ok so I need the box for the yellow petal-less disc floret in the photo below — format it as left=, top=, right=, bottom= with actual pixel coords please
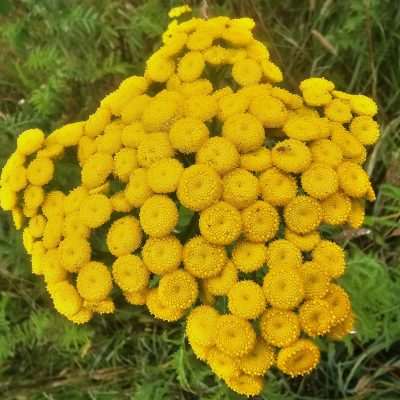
left=241, top=200, right=279, bottom=243
left=284, top=196, right=322, bottom=234
left=300, top=261, right=330, bottom=300
left=139, top=195, right=178, bottom=237
left=77, top=261, right=113, bottom=302
left=301, top=164, right=338, bottom=199
left=238, top=338, right=274, bottom=376
left=299, top=299, right=334, bottom=336
left=285, top=229, right=321, bottom=252
left=186, top=305, right=219, bottom=347
left=125, top=168, right=153, bottom=207
left=337, top=161, right=370, bottom=198
left=23, top=185, right=45, bottom=210
left=81, top=152, right=113, bottom=189
left=260, top=308, right=300, bottom=347
left=79, top=194, right=112, bottom=228
left=331, top=124, right=364, bottom=159
left=309, top=138, right=343, bottom=168
left=158, top=269, right=198, bottom=310
left=321, top=192, right=352, bottom=225
left=28, top=214, right=46, bottom=238
left=277, top=339, right=320, bottom=377
left=225, top=373, right=264, bottom=397
left=110, top=191, right=133, bottom=213
left=42, top=190, right=65, bottom=219
left=204, top=260, right=238, bottom=296
left=59, top=236, right=91, bottom=272
left=271, top=139, right=311, bottom=174
left=347, top=199, right=365, bottom=228
left=147, top=158, right=183, bottom=193
left=112, top=255, right=149, bottom=292
left=240, top=147, right=272, bottom=172
left=206, top=347, right=240, bottom=380
left=137, top=132, right=174, bottom=168
left=324, top=99, right=352, bottom=123
left=49, top=281, right=82, bottom=318
left=107, top=216, right=143, bottom=257
left=215, top=314, right=256, bottom=357
left=183, top=235, right=226, bottom=278
left=64, top=186, right=89, bottom=214
left=232, top=241, right=266, bottom=273
left=323, top=284, right=351, bottom=324
left=228, top=280, right=266, bottom=319
left=63, top=211, right=91, bottom=238
left=146, top=288, right=184, bottom=322
left=283, top=114, right=321, bottom=141
left=249, top=95, right=288, bottom=128
left=199, top=201, right=242, bottom=245
left=350, top=116, right=379, bottom=145
left=232, top=58, right=262, bottom=86
left=263, top=266, right=304, bottom=310
left=85, top=107, right=111, bottom=137
left=312, top=240, right=345, bottom=278
left=26, top=157, right=54, bottom=186
left=113, top=148, right=137, bottom=182
left=349, top=94, right=377, bottom=116
left=327, top=311, right=355, bottom=341
left=17, top=128, right=45, bottom=155
left=265, top=239, right=303, bottom=270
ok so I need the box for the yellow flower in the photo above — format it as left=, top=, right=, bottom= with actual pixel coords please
left=196, top=137, right=240, bottom=175
left=183, top=235, right=226, bottom=278
left=142, top=95, right=178, bottom=132
left=239, top=338, right=274, bottom=377
left=137, top=132, right=174, bottom=168
left=228, top=280, right=266, bottom=320
left=265, top=239, right=302, bottom=270
left=232, top=241, right=266, bottom=273
left=50, top=122, right=85, bottom=147
left=270, top=87, right=303, bottom=109
left=323, top=284, right=351, bottom=324
left=204, top=260, right=238, bottom=296
left=26, top=157, right=54, bottom=186
left=64, top=186, right=89, bottom=214
left=112, top=255, right=150, bottom=292
left=121, top=122, right=147, bottom=148
left=271, top=139, right=312, bottom=174
left=107, top=216, right=142, bottom=256
left=63, top=211, right=91, bottom=238
left=145, top=53, right=175, bottom=83
left=300, top=77, right=335, bottom=92
left=158, top=269, right=198, bottom=309
left=17, top=128, right=45, bottom=155
left=349, top=94, right=377, bottom=116
left=85, top=298, right=115, bottom=315
left=139, top=195, right=178, bottom=237
left=222, top=113, right=265, bottom=153
left=179, top=79, right=213, bottom=96
left=123, top=289, right=149, bottom=306
left=68, top=308, right=93, bottom=324
left=263, top=266, right=304, bottom=310
left=218, top=92, right=249, bottom=121
left=309, top=139, right=343, bottom=168
left=299, top=299, right=334, bottom=336
left=147, top=158, right=183, bottom=193
left=59, top=236, right=91, bottom=272
left=226, top=373, right=264, bottom=397
left=22, top=228, right=34, bottom=254
left=347, top=198, right=365, bottom=228
left=177, top=51, right=205, bottom=82
left=312, top=240, right=345, bottom=278
left=169, top=117, right=209, bottom=153
left=177, top=164, right=222, bottom=211
left=261, top=59, right=283, bottom=83
left=183, top=94, right=217, bottom=121
left=113, top=148, right=137, bottom=182
left=142, top=235, right=182, bottom=275
left=284, top=196, right=322, bottom=234
left=350, top=116, right=379, bottom=145
left=162, top=31, right=188, bottom=57
left=12, top=207, right=23, bottom=230
left=42, top=249, right=68, bottom=285
left=246, top=39, right=270, bottom=61
left=283, top=114, right=321, bottom=141
left=223, top=168, right=259, bottom=209
left=6, top=164, right=27, bottom=192
left=232, top=58, right=262, bottom=86
left=259, top=167, right=297, bottom=206
left=187, top=29, right=213, bottom=51
left=324, top=98, right=352, bottom=123
left=81, top=152, right=113, bottom=189
left=42, top=190, right=65, bottom=218
left=85, top=107, right=111, bottom=138
left=0, top=187, right=17, bottom=211
left=301, top=163, right=339, bottom=199
left=327, top=311, right=355, bottom=341
left=42, top=215, right=64, bottom=249
left=110, top=191, right=133, bottom=213
left=28, top=214, right=46, bottom=238
left=207, top=347, right=239, bottom=380
left=146, top=288, right=184, bottom=322
left=120, top=94, right=151, bottom=124
left=77, top=261, right=113, bottom=302
left=189, top=341, right=211, bottom=362
left=49, top=280, right=82, bottom=318
left=321, top=192, right=352, bottom=225
left=277, top=339, right=320, bottom=377
left=31, top=241, right=45, bottom=274
left=79, top=193, right=112, bottom=228
left=168, top=5, right=192, bottom=18
left=199, top=201, right=242, bottom=245
left=78, top=136, right=97, bottom=166
left=186, top=305, right=219, bottom=347
left=95, top=121, right=123, bottom=155
left=285, top=229, right=321, bottom=252
left=260, top=308, right=300, bottom=347
left=302, top=87, right=332, bottom=107
left=203, top=45, right=228, bottom=65
left=125, top=168, right=153, bottom=207
left=215, top=314, right=256, bottom=357
left=301, top=261, right=330, bottom=300
left=337, top=161, right=370, bottom=198
left=240, top=147, right=272, bottom=172
left=249, top=95, right=288, bottom=128
left=331, top=124, right=364, bottom=159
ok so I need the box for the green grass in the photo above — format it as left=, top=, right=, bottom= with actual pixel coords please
left=1, top=0, right=400, bottom=399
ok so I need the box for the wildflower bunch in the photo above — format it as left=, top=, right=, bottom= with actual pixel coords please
left=0, top=5, right=379, bottom=396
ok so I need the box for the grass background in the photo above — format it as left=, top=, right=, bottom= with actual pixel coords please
left=0, top=0, right=399, bottom=399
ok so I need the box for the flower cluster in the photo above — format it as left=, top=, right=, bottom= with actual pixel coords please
left=0, top=6, right=379, bottom=397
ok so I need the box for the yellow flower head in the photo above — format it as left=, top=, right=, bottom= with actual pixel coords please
left=266, top=239, right=303, bottom=270
left=301, top=163, right=339, bottom=199
left=42, top=248, right=68, bottom=284
left=125, top=168, right=153, bottom=208
left=309, top=139, right=343, bottom=168
left=331, top=124, right=364, bottom=159
left=350, top=94, right=377, bottom=116
left=77, top=261, right=112, bottom=302
left=146, top=288, right=184, bottom=322
left=225, top=373, right=264, bottom=397
left=81, top=152, right=113, bottom=189
left=218, top=92, right=249, bottom=121
left=240, top=147, right=272, bottom=172
left=121, top=94, right=151, bottom=124
left=285, top=229, right=320, bottom=252
left=337, top=161, right=370, bottom=198
left=321, top=192, right=352, bottom=225
left=26, top=157, right=54, bottom=186
left=147, top=158, right=183, bottom=193
left=137, top=132, right=174, bottom=168
left=112, top=255, right=150, bottom=293
left=272, top=139, right=312, bottom=174
left=232, top=241, right=266, bottom=273
left=301, top=261, right=330, bottom=300
left=42, top=215, right=64, bottom=249
left=206, top=347, right=239, bottom=380
left=327, top=311, right=355, bottom=341
left=145, top=54, right=175, bottom=83
left=85, top=107, right=111, bottom=138
left=79, top=194, right=112, bottom=228
left=28, top=214, right=46, bottom=238
left=63, top=211, right=90, bottom=238
left=17, top=128, right=45, bottom=155
left=239, top=338, right=274, bottom=377
left=299, top=299, right=334, bottom=336
left=312, top=240, right=345, bottom=278
left=323, top=284, right=351, bottom=324
left=64, top=186, right=89, bottom=214
left=121, top=122, right=147, bottom=149
left=59, top=236, right=91, bottom=272
left=49, top=280, right=82, bottom=318
left=113, top=148, right=137, bottom=182
left=249, top=95, right=287, bottom=128
left=177, top=51, right=205, bottom=82
left=184, top=94, right=218, bottom=122
left=204, top=260, right=238, bottom=296
left=186, top=305, right=219, bottom=347
left=347, top=199, right=365, bottom=229
left=142, top=95, right=178, bottom=132
left=232, top=58, right=262, bottom=86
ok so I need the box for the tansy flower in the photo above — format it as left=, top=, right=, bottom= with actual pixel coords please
left=42, top=248, right=68, bottom=284
left=49, top=281, right=82, bottom=318
left=31, top=241, right=45, bottom=274
left=145, top=54, right=175, bottom=83
left=139, top=195, right=178, bottom=237
left=215, top=314, right=256, bottom=357
left=240, top=147, right=272, bottom=172
left=241, top=200, right=279, bottom=243
left=246, top=39, right=270, bottom=61
left=327, top=311, right=355, bottom=341
left=186, top=305, right=219, bottom=347
left=107, top=216, right=142, bottom=256
left=112, top=255, right=150, bottom=293
left=125, top=168, right=153, bottom=208
left=22, top=228, right=34, bottom=254
left=177, top=51, right=205, bottom=82
left=222, top=113, right=265, bottom=153
left=158, top=269, right=198, bottom=309
left=162, top=32, right=188, bottom=57
left=223, top=168, right=259, bottom=209
left=218, top=92, right=250, bottom=121
left=271, top=139, right=312, bottom=174
left=142, top=235, right=182, bottom=275
left=350, top=116, right=379, bottom=145
left=63, top=211, right=91, bottom=238
left=68, top=308, right=93, bottom=324
left=85, top=107, right=111, bottom=137
left=300, top=261, right=330, bottom=299
left=207, top=347, right=240, bottom=380
left=283, top=114, right=321, bottom=141
left=277, top=339, right=320, bottom=377
left=249, top=95, right=288, bottom=128
left=6, top=164, right=27, bottom=192
left=179, top=79, right=213, bottom=96
left=50, top=122, right=85, bottom=147
left=203, top=45, right=228, bottom=65
left=81, top=152, right=113, bottom=189
left=225, top=373, right=264, bottom=397
left=121, top=122, right=147, bottom=148
left=324, top=99, right=352, bottom=123
left=232, top=241, right=266, bottom=273
left=284, top=196, right=322, bottom=234
left=28, top=214, right=46, bottom=238
left=77, top=261, right=112, bottom=302
left=142, top=95, right=178, bottom=132
left=301, top=164, right=339, bottom=199
left=59, top=236, right=91, bottom=272
left=204, top=260, right=238, bottom=296
left=347, top=199, right=365, bottom=228
left=79, top=194, right=112, bottom=228
left=113, top=148, right=138, bottom=182
left=312, top=240, right=346, bottom=278
left=110, top=191, right=133, bottom=213
left=265, top=239, right=303, bottom=270
left=189, top=341, right=211, bottom=361
left=146, top=288, right=184, bottom=322
left=23, top=185, right=45, bottom=210
left=95, top=122, right=123, bottom=155
left=196, top=137, right=240, bottom=175
left=270, top=87, right=303, bottom=109
left=228, top=280, right=266, bottom=320
left=183, top=94, right=218, bottom=121
left=331, top=125, right=365, bottom=159
left=323, top=284, right=351, bottom=324
left=338, top=161, right=370, bottom=198
left=321, top=192, right=352, bottom=225
left=238, top=338, right=274, bottom=376
left=42, top=191, right=65, bottom=219
left=137, top=132, right=174, bottom=168
left=42, top=215, right=64, bottom=249
left=85, top=298, right=115, bottom=315
left=199, top=201, right=242, bottom=245
left=260, top=308, right=300, bottom=347
left=263, top=266, right=304, bottom=310
left=260, top=59, right=283, bottom=83
left=302, top=87, right=332, bottom=107
left=64, top=186, right=89, bottom=214
left=222, top=25, right=253, bottom=47
left=349, top=94, right=377, bottom=116
left=120, top=94, right=151, bottom=124
left=299, top=299, right=334, bottom=336
left=26, top=157, right=54, bottom=186
left=183, top=235, right=226, bottom=278
left=300, top=77, right=335, bottom=92
left=259, top=167, right=297, bottom=206
left=232, top=58, right=262, bottom=86
left=177, top=164, right=222, bottom=211
left=123, top=289, right=149, bottom=306
left=169, top=117, right=209, bottom=153
left=309, top=139, right=343, bottom=168
left=147, top=158, right=183, bottom=193
left=17, top=128, right=45, bottom=155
